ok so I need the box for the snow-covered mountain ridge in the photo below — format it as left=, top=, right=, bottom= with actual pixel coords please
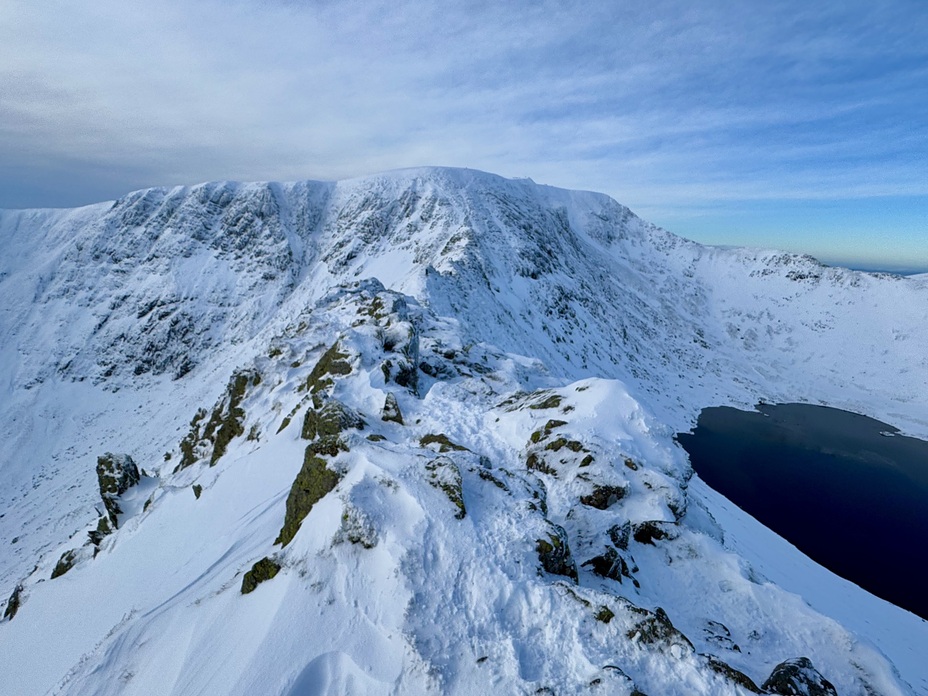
left=1, top=167, right=926, bottom=695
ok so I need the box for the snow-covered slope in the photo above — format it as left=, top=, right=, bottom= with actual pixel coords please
left=1, top=168, right=926, bottom=695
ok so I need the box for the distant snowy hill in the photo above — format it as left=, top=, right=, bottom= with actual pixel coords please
left=1, top=168, right=926, bottom=695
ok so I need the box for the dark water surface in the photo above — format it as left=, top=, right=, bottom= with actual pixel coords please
left=677, top=403, right=928, bottom=620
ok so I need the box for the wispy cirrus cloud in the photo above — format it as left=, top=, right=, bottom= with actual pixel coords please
left=1, top=0, right=926, bottom=266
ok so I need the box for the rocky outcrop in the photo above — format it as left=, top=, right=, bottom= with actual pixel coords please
left=367, top=291, right=419, bottom=394
left=632, top=520, right=678, bottom=546
left=241, top=557, right=281, bottom=594
left=626, top=607, right=694, bottom=652
left=88, top=515, right=113, bottom=546
left=420, top=433, right=469, bottom=453
left=205, top=369, right=261, bottom=466
left=524, top=420, right=594, bottom=478
left=608, top=522, right=632, bottom=550
left=275, top=441, right=344, bottom=548
left=301, top=400, right=365, bottom=441
left=761, top=657, right=837, bottom=696
left=536, top=523, right=578, bottom=582
left=581, top=547, right=632, bottom=583
left=529, top=419, right=567, bottom=444
left=381, top=393, right=404, bottom=425
left=96, top=453, right=140, bottom=527
left=174, top=368, right=261, bottom=471
left=300, top=342, right=352, bottom=395
left=424, top=456, right=466, bottom=519
left=702, top=655, right=762, bottom=693
left=50, top=550, right=78, bottom=579
left=3, top=584, right=23, bottom=621
left=580, top=484, right=628, bottom=510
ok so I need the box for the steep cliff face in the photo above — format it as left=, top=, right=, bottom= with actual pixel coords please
left=0, top=168, right=926, bottom=696
left=3, top=168, right=923, bottom=423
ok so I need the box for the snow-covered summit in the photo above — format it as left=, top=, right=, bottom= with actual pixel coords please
left=1, top=168, right=927, bottom=695
left=3, top=168, right=923, bottom=429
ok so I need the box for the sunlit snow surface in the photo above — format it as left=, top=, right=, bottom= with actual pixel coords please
left=0, top=168, right=926, bottom=695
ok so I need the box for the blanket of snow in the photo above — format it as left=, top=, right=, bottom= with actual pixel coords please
left=0, top=167, right=926, bottom=695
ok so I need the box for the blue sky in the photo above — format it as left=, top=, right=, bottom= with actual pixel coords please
left=1, top=0, right=926, bottom=270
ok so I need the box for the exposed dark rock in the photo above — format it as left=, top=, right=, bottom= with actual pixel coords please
left=392, top=359, right=419, bottom=394
left=420, top=433, right=469, bottom=453
left=595, top=606, right=615, bottom=623
left=667, top=495, right=686, bottom=521
left=178, top=408, right=207, bottom=470
left=477, top=468, right=509, bottom=491
left=96, top=452, right=140, bottom=527
left=276, top=413, right=293, bottom=434
left=204, top=369, right=261, bottom=466
left=302, top=399, right=365, bottom=441
left=536, top=524, right=578, bottom=582
left=88, top=515, right=113, bottom=545
left=309, top=436, right=346, bottom=459
left=419, top=358, right=456, bottom=380
left=526, top=452, right=558, bottom=476
left=300, top=342, right=352, bottom=394
left=241, top=557, right=281, bottom=594
left=275, top=441, right=344, bottom=547
left=544, top=437, right=585, bottom=453
left=582, top=547, right=632, bottom=582
left=632, top=520, right=678, bottom=546
left=529, top=393, right=563, bottom=410
left=580, top=484, right=628, bottom=510
left=175, top=368, right=261, bottom=471
left=381, top=393, right=404, bottom=425
left=375, top=304, right=419, bottom=394
left=425, top=456, right=466, bottom=519
left=702, top=654, right=762, bottom=693
left=531, top=486, right=549, bottom=516
left=761, top=657, right=837, bottom=696
left=608, top=522, right=632, bottom=550
left=529, top=419, right=567, bottom=444
left=51, top=549, right=78, bottom=579
left=192, top=484, right=202, bottom=499
left=366, top=433, right=386, bottom=442
left=627, top=607, right=694, bottom=652
left=498, top=391, right=530, bottom=411
left=3, top=583, right=23, bottom=621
